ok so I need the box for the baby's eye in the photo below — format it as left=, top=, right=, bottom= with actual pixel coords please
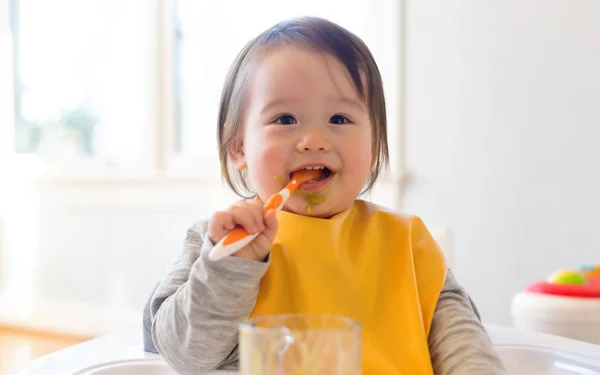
left=329, top=114, right=351, bottom=125
left=275, top=114, right=297, bottom=125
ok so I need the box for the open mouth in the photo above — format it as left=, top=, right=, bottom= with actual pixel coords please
left=289, top=166, right=334, bottom=183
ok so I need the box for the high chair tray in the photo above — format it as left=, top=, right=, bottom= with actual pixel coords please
left=12, top=324, right=600, bottom=375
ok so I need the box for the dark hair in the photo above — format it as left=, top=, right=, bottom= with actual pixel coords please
left=217, top=16, right=389, bottom=197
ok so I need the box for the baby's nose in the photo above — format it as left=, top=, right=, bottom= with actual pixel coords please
left=296, top=128, right=331, bottom=152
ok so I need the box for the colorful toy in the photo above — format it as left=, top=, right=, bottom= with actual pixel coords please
left=525, top=265, right=600, bottom=299
left=547, top=270, right=588, bottom=285
left=512, top=263, right=600, bottom=345
left=581, top=264, right=600, bottom=278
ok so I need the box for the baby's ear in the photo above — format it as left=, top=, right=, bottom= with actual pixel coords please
left=229, top=138, right=247, bottom=171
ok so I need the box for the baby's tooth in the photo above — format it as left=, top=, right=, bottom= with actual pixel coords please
left=301, top=165, right=326, bottom=170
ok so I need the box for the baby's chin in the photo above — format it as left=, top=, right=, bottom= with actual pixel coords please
left=258, top=187, right=346, bottom=218
left=282, top=200, right=339, bottom=219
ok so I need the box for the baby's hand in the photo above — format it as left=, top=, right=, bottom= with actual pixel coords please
left=208, top=198, right=278, bottom=262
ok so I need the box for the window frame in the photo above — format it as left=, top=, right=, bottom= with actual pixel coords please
left=0, top=0, right=406, bottom=187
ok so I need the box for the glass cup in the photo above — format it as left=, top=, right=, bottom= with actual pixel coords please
left=239, top=313, right=361, bottom=375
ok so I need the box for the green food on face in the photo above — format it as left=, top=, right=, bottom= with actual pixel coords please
left=298, top=191, right=325, bottom=215
left=286, top=181, right=327, bottom=215
left=273, top=175, right=286, bottom=188
left=301, top=191, right=326, bottom=206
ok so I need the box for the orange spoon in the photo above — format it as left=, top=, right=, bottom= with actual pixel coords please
left=209, top=169, right=321, bottom=260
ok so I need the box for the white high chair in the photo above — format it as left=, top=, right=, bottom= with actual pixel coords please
left=12, top=323, right=600, bottom=375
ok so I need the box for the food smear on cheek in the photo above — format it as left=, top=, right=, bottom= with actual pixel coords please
left=273, top=175, right=287, bottom=189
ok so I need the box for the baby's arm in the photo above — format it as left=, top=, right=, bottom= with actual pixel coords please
left=149, top=220, right=268, bottom=374
left=428, top=269, right=506, bottom=374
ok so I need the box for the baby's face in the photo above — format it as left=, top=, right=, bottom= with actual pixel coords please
left=234, top=47, right=373, bottom=218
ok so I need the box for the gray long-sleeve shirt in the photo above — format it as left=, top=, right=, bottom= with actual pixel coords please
left=144, top=220, right=505, bottom=374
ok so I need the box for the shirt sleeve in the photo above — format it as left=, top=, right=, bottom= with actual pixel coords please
left=428, top=269, right=507, bottom=374
left=149, top=220, right=269, bottom=374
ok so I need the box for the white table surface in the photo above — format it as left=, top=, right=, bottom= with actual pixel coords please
left=12, top=332, right=233, bottom=375
left=12, top=323, right=600, bottom=375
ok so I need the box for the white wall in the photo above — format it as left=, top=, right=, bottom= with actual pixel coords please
left=402, top=0, right=600, bottom=324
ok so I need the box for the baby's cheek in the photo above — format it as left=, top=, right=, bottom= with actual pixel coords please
left=259, top=145, right=285, bottom=164
left=254, top=147, right=288, bottom=194
left=346, top=151, right=372, bottom=186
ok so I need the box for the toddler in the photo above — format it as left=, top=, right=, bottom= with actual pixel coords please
left=143, top=16, right=505, bottom=374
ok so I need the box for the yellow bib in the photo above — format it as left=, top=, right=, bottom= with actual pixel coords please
left=249, top=200, right=447, bottom=374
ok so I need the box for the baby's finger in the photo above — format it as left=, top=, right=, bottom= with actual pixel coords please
left=247, top=198, right=266, bottom=233
left=262, top=209, right=279, bottom=244
left=228, top=203, right=260, bottom=233
left=250, top=234, right=272, bottom=260
left=208, top=211, right=235, bottom=243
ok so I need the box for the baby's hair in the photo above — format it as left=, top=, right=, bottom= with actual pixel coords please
left=217, top=16, right=389, bottom=197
